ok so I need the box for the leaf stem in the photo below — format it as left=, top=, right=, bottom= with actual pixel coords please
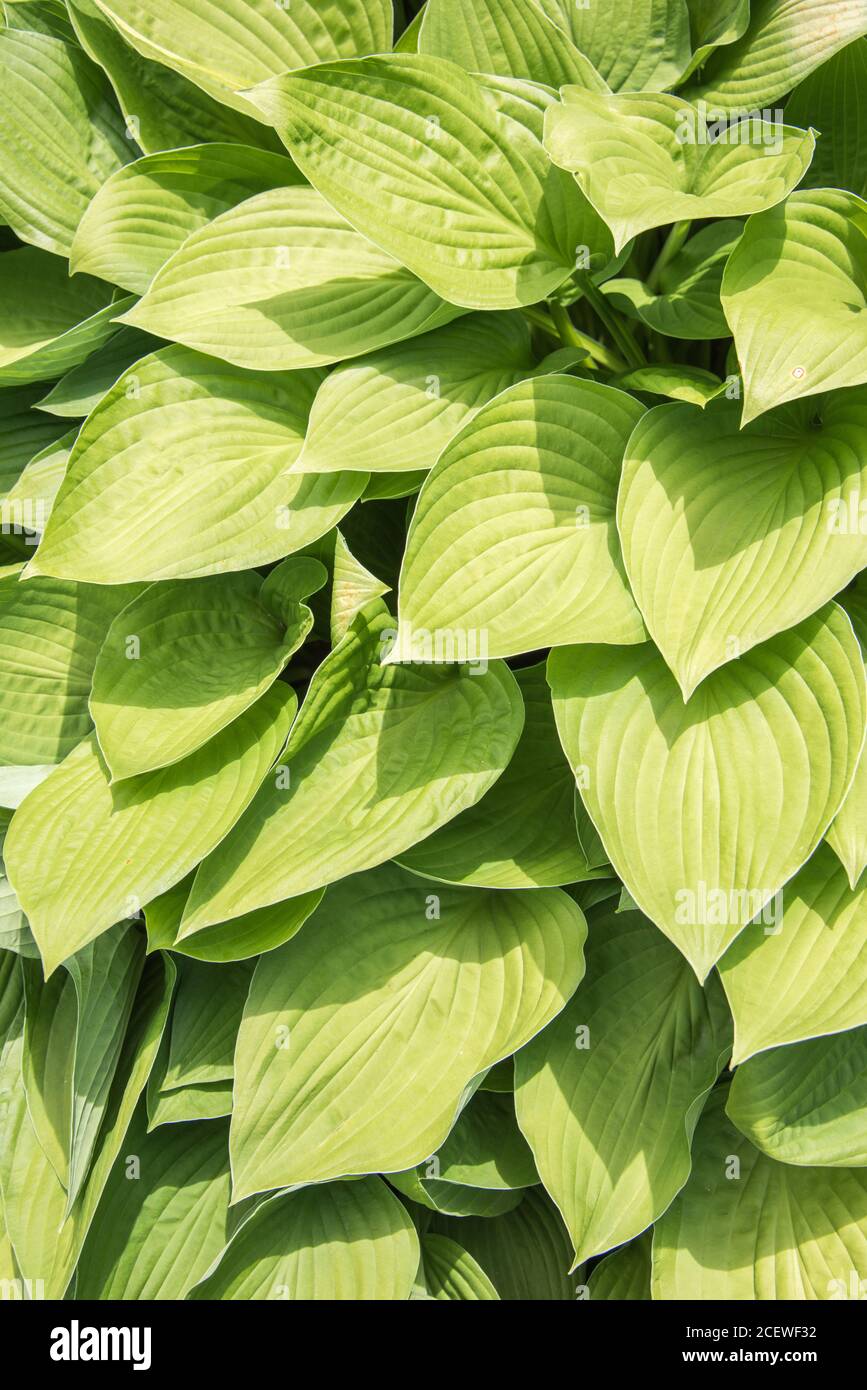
left=575, top=277, right=646, bottom=369
left=646, top=219, right=692, bottom=292
left=545, top=301, right=627, bottom=372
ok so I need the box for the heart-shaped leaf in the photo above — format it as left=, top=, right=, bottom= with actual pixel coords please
left=722, top=190, right=867, bottom=423
left=395, top=1089, right=538, bottom=1198
left=4, top=682, right=295, bottom=975
left=245, top=56, right=613, bottom=310
left=90, top=561, right=322, bottom=780
left=294, top=312, right=537, bottom=477
left=548, top=605, right=867, bottom=980
left=728, top=1027, right=867, bottom=1167
left=419, top=1234, right=499, bottom=1301
left=27, top=345, right=363, bottom=584
left=618, top=391, right=867, bottom=696
left=544, top=88, right=813, bottom=252
left=587, top=1231, right=652, bottom=1301
left=121, top=185, right=461, bottom=369
left=719, top=843, right=867, bottom=1063
left=181, top=603, right=524, bottom=932
left=190, top=1179, right=418, bottom=1301
left=144, top=872, right=323, bottom=965
left=515, top=908, right=731, bottom=1265
left=71, top=144, right=302, bottom=294
left=389, top=376, right=647, bottom=662
left=161, top=959, right=254, bottom=1092
left=229, top=862, right=586, bottom=1196
left=653, top=1086, right=867, bottom=1299
left=36, top=328, right=158, bottom=418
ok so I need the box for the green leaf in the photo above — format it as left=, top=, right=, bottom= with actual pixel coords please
left=246, top=56, right=613, bottom=310
left=0, top=988, right=70, bottom=1291
left=190, top=1178, right=418, bottom=1301
left=431, top=1187, right=579, bottom=1299
left=294, top=312, right=537, bottom=477
left=67, top=0, right=285, bottom=156
left=90, top=567, right=314, bottom=780
left=549, top=605, right=867, bottom=980
left=62, top=924, right=145, bottom=1208
left=828, top=580, right=867, bottom=887
left=327, top=531, right=390, bottom=646
left=389, top=376, right=646, bottom=663
left=653, top=1086, right=867, bottom=1299
left=3, top=0, right=78, bottom=44
left=21, top=923, right=144, bottom=1210
left=722, top=191, right=867, bottom=423
left=75, top=1111, right=232, bottom=1299
left=544, top=89, right=814, bottom=253
left=417, top=0, right=609, bottom=91
left=120, top=185, right=461, bottom=368
left=0, top=386, right=71, bottom=495
left=20, top=961, right=78, bottom=1189
left=678, top=0, right=751, bottom=83
left=147, top=1079, right=233, bottom=1130
left=0, top=249, right=122, bottom=388
left=602, top=221, right=742, bottom=340
left=389, top=1166, right=525, bottom=1219
left=683, top=0, right=867, bottom=112
left=36, top=328, right=158, bottom=418
left=611, top=364, right=725, bottom=407
left=181, top=604, right=525, bottom=932
left=27, top=345, right=364, bottom=584
left=144, top=873, right=323, bottom=965
left=3, top=427, right=76, bottom=538
left=728, top=1028, right=867, bottom=1167
left=3, top=681, right=295, bottom=975
left=400, top=1090, right=539, bottom=1193
left=71, top=145, right=302, bottom=296
left=718, top=843, right=867, bottom=1063
left=587, top=1231, right=652, bottom=1300
left=538, top=0, right=692, bottom=91
left=420, top=1233, right=500, bottom=1300
left=91, top=0, right=394, bottom=116
left=786, top=39, right=867, bottom=199
left=0, top=837, right=36, bottom=956
left=0, top=28, right=129, bottom=256
left=363, top=472, right=427, bottom=503
left=229, top=862, right=586, bottom=1197
left=618, top=392, right=867, bottom=697
left=162, top=958, right=253, bottom=1091
left=0, top=950, right=175, bottom=1296
left=515, top=908, right=730, bottom=1264
left=0, top=574, right=141, bottom=764
left=0, top=764, right=56, bottom=810
left=398, top=662, right=606, bottom=888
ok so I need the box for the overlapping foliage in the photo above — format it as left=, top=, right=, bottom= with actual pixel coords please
left=1, top=0, right=866, bottom=1303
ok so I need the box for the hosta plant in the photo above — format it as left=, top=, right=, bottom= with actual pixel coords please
left=1, top=0, right=867, bottom=1304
